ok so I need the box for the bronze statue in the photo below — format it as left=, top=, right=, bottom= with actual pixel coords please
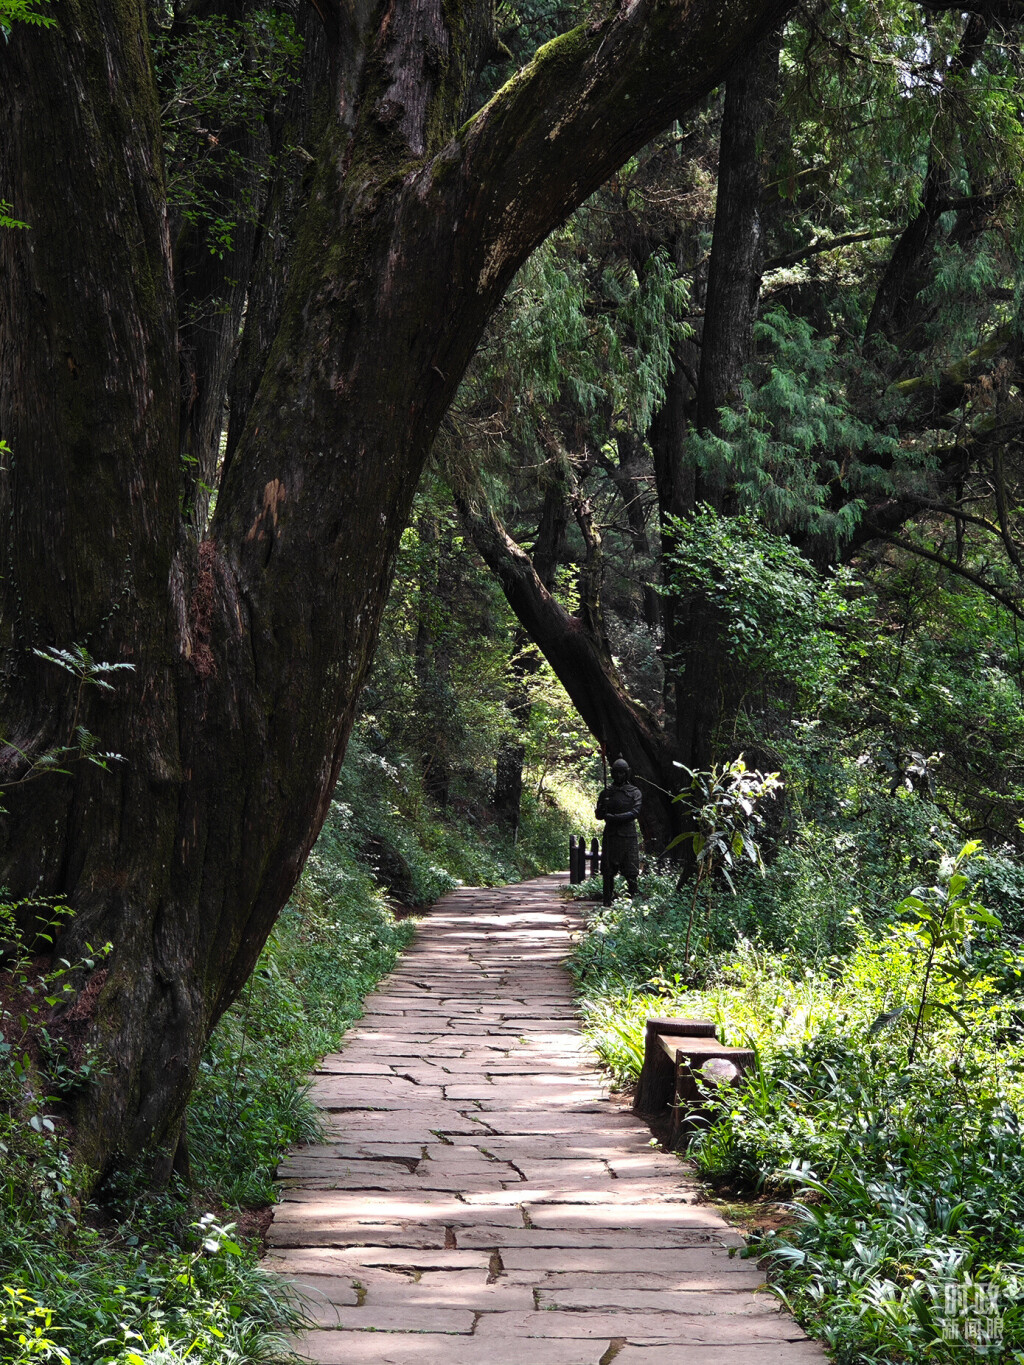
left=596, top=757, right=641, bottom=905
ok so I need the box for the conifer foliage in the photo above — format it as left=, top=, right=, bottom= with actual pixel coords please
left=448, top=0, right=1024, bottom=854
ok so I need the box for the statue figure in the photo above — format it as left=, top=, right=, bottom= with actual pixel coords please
left=595, top=757, right=641, bottom=906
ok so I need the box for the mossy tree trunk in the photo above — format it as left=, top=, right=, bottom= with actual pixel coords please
left=0, top=0, right=791, bottom=1181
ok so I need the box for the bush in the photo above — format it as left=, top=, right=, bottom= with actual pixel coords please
left=572, top=846, right=1024, bottom=1362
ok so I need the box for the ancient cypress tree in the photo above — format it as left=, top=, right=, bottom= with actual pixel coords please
left=0, top=0, right=791, bottom=1179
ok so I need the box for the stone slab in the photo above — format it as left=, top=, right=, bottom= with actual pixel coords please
left=506, top=1268, right=767, bottom=1291
left=322, top=1114, right=493, bottom=1139
left=614, top=1346, right=828, bottom=1364
left=360, top=1271, right=533, bottom=1311
left=536, top=1287, right=782, bottom=1315
left=313, top=1061, right=395, bottom=1076
left=473, top=1310, right=809, bottom=1341
left=456, top=1226, right=745, bottom=1250
left=279, top=1172, right=511, bottom=1192
left=296, top=1304, right=476, bottom=1333
left=278, top=1158, right=421, bottom=1180
left=273, top=1192, right=526, bottom=1225
left=301, top=1142, right=427, bottom=1161
left=267, top=1222, right=451, bottom=1250
left=292, top=1332, right=606, bottom=1364
left=524, top=1203, right=731, bottom=1230
left=496, top=1248, right=756, bottom=1274
left=465, top=1187, right=695, bottom=1206
left=267, top=876, right=821, bottom=1365
left=267, top=1247, right=492, bottom=1274
left=457, top=1113, right=637, bottom=1133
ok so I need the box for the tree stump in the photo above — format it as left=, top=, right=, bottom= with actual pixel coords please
left=632, top=1017, right=718, bottom=1115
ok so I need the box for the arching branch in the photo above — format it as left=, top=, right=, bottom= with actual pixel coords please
left=870, top=530, right=1024, bottom=620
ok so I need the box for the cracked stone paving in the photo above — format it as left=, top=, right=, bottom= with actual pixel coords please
left=264, top=874, right=827, bottom=1364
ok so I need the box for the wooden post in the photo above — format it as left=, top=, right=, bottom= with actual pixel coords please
left=569, top=835, right=580, bottom=883
left=589, top=837, right=601, bottom=878
left=573, top=836, right=585, bottom=883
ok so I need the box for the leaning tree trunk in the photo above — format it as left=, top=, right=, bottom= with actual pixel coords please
left=457, top=497, right=684, bottom=854
left=0, top=0, right=792, bottom=1181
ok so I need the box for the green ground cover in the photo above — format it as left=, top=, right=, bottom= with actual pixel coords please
left=0, top=754, right=576, bottom=1365
left=571, top=842, right=1024, bottom=1364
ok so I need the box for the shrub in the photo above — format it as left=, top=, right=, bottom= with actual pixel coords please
left=572, top=847, right=1024, bottom=1362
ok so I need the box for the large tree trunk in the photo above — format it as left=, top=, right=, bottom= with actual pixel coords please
left=0, top=0, right=187, bottom=1178
left=0, top=0, right=792, bottom=1180
left=661, top=32, right=781, bottom=770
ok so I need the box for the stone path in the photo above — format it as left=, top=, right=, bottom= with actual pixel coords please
left=266, top=876, right=825, bottom=1364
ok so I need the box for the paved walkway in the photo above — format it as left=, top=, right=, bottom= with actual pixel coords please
left=266, top=876, right=825, bottom=1364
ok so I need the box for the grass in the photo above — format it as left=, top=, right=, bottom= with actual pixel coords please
left=1, top=757, right=579, bottom=1363
left=569, top=856, right=1024, bottom=1364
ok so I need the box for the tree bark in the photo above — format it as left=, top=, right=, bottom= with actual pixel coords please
left=223, top=8, right=330, bottom=483
left=694, top=31, right=781, bottom=443
left=668, top=30, right=780, bottom=770
left=457, top=496, right=683, bottom=853
left=0, top=0, right=793, bottom=1179
left=0, top=0, right=187, bottom=1174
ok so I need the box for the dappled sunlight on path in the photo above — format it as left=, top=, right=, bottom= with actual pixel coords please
left=265, top=875, right=825, bottom=1364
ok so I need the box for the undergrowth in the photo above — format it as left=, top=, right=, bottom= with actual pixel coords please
left=571, top=845, right=1024, bottom=1363
left=0, top=753, right=576, bottom=1363
left=336, top=728, right=581, bottom=900
left=0, top=938, right=308, bottom=1364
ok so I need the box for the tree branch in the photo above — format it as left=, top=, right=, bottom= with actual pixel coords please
left=890, top=324, right=1012, bottom=411
left=437, top=0, right=794, bottom=334
left=765, top=227, right=903, bottom=272
left=870, top=530, right=1024, bottom=619
left=453, top=486, right=683, bottom=850
left=912, top=499, right=1011, bottom=541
